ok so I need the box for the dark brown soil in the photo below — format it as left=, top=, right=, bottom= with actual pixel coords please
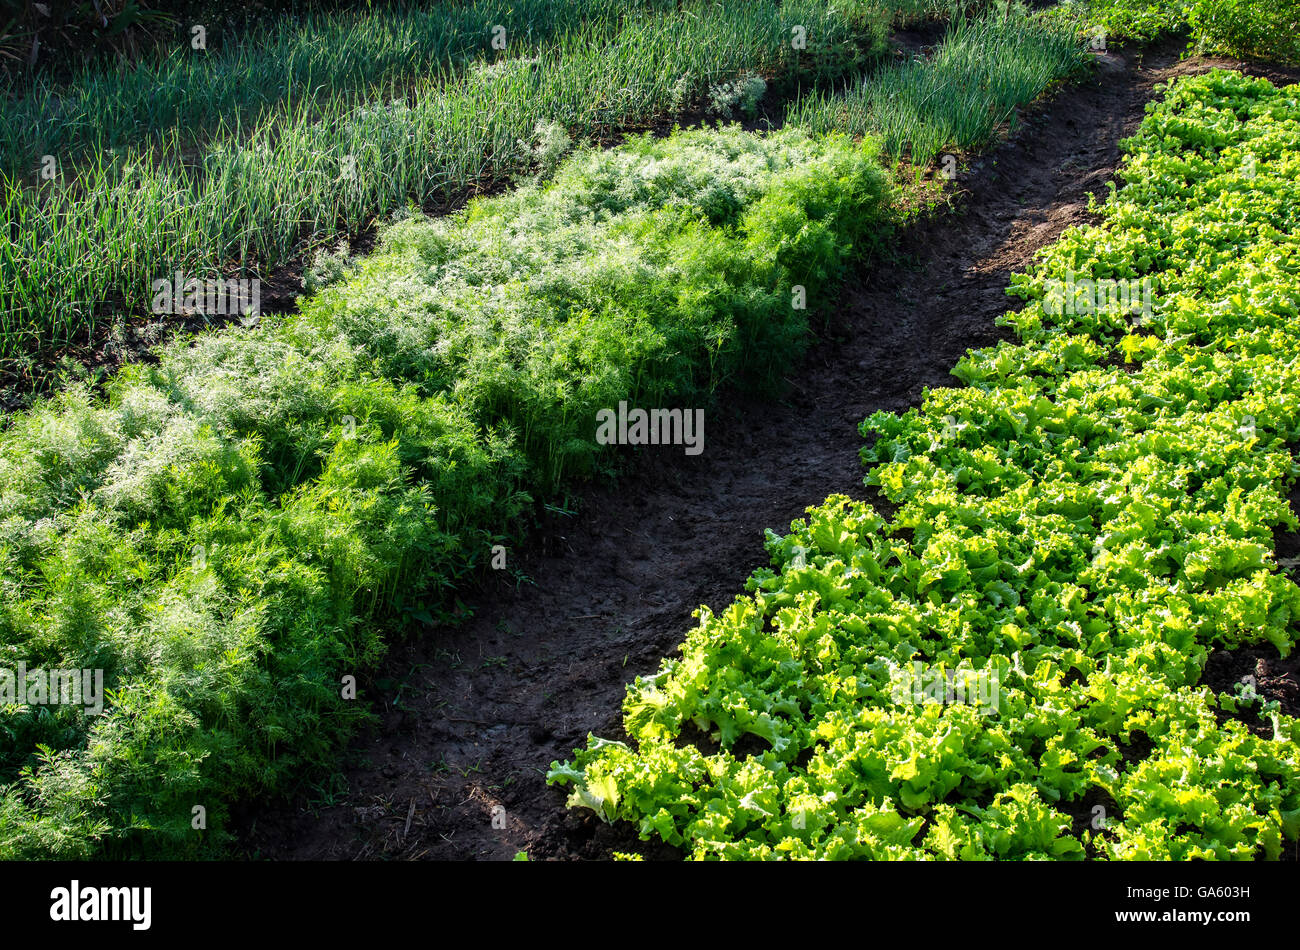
left=889, top=19, right=951, bottom=58
left=1203, top=647, right=1300, bottom=726
left=234, top=43, right=1300, bottom=862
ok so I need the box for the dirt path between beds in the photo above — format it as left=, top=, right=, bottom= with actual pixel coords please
left=237, top=42, right=1300, bottom=861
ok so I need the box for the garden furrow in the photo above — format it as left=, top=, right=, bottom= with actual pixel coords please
left=238, top=42, right=1300, bottom=862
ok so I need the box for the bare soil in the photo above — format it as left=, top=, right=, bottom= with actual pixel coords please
left=235, top=42, right=1300, bottom=862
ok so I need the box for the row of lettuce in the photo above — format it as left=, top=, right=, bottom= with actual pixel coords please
left=1077, top=0, right=1300, bottom=65
left=0, top=7, right=1084, bottom=857
left=550, top=69, right=1300, bottom=860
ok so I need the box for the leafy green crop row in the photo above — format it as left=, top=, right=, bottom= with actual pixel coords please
left=0, top=125, right=890, bottom=858
left=550, top=69, right=1300, bottom=860
left=1074, top=0, right=1300, bottom=64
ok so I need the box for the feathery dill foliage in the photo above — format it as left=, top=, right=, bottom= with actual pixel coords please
left=311, top=125, right=893, bottom=489
left=789, top=4, right=1090, bottom=167
left=0, top=125, right=891, bottom=857
left=0, top=0, right=891, bottom=369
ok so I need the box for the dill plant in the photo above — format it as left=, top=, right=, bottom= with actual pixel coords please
left=0, top=124, right=890, bottom=857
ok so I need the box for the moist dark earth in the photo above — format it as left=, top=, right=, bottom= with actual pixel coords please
left=236, top=44, right=1300, bottom=861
